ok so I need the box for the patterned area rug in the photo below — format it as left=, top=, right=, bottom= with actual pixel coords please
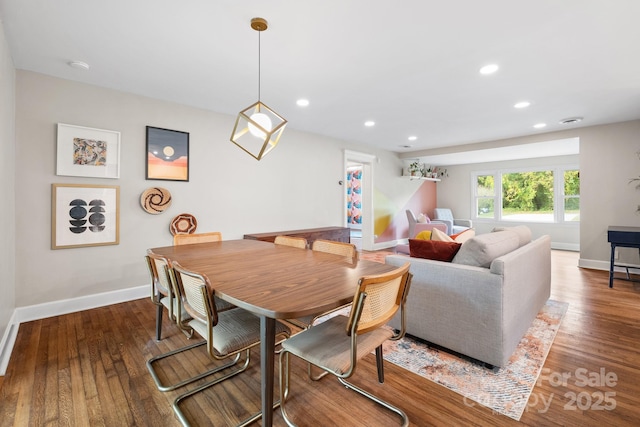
left=382, top=300, right=568, bottom=421
left=359, top=250, right=568, bottom=421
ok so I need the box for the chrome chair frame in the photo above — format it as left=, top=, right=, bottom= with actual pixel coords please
left=145, top=252, right=186, bottom=341
left=170, top=262, right=291, bottom=427
left=279, top=263, right=412, bottom=427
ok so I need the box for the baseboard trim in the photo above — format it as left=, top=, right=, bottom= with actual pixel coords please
left=0, top=311, right=18, bottom=376
left=0, top=285, right=147, bottom=376
left=371, top=240, right=398, bottom=251
left=551, top=242, right=580, bottom=251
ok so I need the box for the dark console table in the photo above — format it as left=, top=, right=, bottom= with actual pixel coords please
left=244, top=226, right=350, bottom=248
left=607, top=226, right=640, bottom=288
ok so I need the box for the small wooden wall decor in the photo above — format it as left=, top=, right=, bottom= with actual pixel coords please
left=140, top=187, right=172, bottom=214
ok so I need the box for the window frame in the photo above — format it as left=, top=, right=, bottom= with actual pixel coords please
left=470, top=165, right=579, bottom=224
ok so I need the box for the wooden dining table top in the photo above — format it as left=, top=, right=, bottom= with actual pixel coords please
left=148, top=239, right=397, bottom=320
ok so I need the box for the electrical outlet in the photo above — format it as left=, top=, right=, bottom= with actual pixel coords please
left=615, top=248, right=619, bottom=260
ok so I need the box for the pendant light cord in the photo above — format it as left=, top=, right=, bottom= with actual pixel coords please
left=257, top=30, right=261, bottom=103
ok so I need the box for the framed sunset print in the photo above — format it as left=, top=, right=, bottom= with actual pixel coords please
left=56, top=123, right=121, bottom=178
left=145, top=126, right=189, bottom=181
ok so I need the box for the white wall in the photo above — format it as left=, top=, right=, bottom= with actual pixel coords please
left=579, top=120, right=640, bottom=269
left=0, top=19, right=16, bottom=364
left=14, top=71, right=409, bottom=308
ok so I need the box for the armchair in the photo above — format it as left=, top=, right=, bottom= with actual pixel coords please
left=433, top=208, right=472, bottom=235
left=405, top=210, right=447, bottom=239
left=397, top=210, right=448, bottom=255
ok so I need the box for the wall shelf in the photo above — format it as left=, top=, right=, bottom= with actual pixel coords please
left=404, top=175, right=441, bottom=182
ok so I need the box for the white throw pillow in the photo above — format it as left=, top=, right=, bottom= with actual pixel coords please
left=417, top=213, right=430, bottom=223
left=431, top=227, right=454, bottom=242
left=452, top=230, right=520, bottom=268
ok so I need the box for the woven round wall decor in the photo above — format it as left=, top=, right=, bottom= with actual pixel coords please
left=140, top=187, right=172, bottom=214
left=170, top=213, right=198, bottom=235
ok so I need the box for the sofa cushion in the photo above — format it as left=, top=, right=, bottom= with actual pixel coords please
left=492, top=225, right=531, bottom=247
left=431, top=227, right=454, bottom=242
left=452, top=230, right=520, bottom=268
left=409, top=239, right=461, bottom=262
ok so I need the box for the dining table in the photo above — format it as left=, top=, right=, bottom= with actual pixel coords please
left=148, top=238, right=397, bottom=426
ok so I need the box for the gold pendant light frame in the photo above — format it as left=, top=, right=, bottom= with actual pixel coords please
left=230, top=17, right=287, bottom=161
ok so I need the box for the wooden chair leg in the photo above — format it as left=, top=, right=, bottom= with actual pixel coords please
left=375, top=346, right=384, bottom=383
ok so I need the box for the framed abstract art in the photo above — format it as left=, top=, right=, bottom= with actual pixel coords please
left=51, top=184, right=120, bottom=249
left=56, top=123, right=121, bottom=178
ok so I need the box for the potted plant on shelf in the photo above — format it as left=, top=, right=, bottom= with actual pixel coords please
left=409, top=161, right=421, bottom=177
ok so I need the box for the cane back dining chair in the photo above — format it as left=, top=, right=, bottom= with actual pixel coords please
left=274, top=235, right=308, bottom=249
left=173, top=231, right=235, bottom=313
left=287, top=239, right=358, bottom=330
left=173, top=231, right=223, bottom=246
left=279, top=262, right=413, bottom=427
left=170, top=261, right=291, bottom=427
left=145, top=252, right=192, bottom=341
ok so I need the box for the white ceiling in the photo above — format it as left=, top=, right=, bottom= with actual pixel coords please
left=1, top=0, right=639, bottom=156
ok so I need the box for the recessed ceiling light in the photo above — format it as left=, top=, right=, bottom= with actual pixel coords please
left=559, top=117, right=583, bottom=124
left=68, top=60, right=90, bottom=70
left=533, top=123, right=547, bottom=129
left=479, top=64, right=499, bottom=75
left=296, top=99, right=309, bottom=107
left=514, top=101, right=531, bottom=109
left=408, top=136, right=417, bottom=141
left=364, top=121, right=375, bottom=127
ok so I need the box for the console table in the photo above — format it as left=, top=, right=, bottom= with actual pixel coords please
left=244, top=226, right=350, bottom=247
left=607, top=226, right=640, bottom=288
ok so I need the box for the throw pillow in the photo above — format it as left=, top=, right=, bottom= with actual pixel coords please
left=451, top=228, right=476, bottom=244
left=417, top=213, right=430, bottom=223
left=431, top=227, right=454, bottom=242
left=409, top=239, right=461, bottom=262
left=452, top=230, right=520, bottom=268
left=415, top=230, right=432, bottom=240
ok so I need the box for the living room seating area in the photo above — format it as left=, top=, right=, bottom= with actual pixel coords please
left=386, top=225, right=551, bottom=367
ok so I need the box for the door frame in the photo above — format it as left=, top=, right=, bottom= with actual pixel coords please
left=344, top=150, right=376, bottom=251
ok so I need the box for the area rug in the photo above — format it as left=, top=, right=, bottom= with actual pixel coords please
left=381, top=299, right=568, bottom=421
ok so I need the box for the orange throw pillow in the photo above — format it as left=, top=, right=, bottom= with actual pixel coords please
left=451, top=228, right=476, bottom=243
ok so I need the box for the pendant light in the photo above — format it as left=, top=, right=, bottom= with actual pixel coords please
left=230, top=17, right=287, bottom=160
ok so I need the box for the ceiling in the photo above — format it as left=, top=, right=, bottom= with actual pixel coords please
left=1, top=0, right=639, bottom=158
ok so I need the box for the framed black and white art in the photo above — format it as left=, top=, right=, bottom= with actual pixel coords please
left=51, top=184, right=120, bottom=249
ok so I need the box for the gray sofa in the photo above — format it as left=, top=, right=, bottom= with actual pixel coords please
left=386, top=227, right=551, bottom=367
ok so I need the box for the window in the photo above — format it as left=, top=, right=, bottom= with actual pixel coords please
left=474, top=174, right=496, bottom=218
left=472, top=167, right=579, bottom=223
left=563, top=170, right=580, bottom=222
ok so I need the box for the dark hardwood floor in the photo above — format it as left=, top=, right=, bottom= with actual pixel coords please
left=1, top=250, right=639, bottom=426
